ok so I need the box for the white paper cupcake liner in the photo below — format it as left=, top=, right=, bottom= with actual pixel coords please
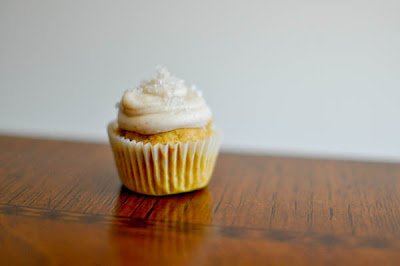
left=107, top=121, right=222, bottom=196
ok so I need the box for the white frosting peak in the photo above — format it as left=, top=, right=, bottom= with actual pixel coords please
left=118, top=67, right=212, bottom=134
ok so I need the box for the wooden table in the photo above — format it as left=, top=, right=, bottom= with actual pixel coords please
left=1, top=136, right=400, bottom=265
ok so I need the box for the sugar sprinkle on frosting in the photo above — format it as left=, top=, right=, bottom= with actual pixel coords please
left=117, top=66, right=212, bottom=135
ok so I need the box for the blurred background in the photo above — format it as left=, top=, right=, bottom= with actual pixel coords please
left=1, top=0, right=399, bottom=160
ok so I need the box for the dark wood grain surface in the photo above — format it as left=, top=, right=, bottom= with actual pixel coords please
left=1, top=135, right=400, bottom=265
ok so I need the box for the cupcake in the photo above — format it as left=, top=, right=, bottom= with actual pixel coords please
left=108, top=67, right=222, bottom=196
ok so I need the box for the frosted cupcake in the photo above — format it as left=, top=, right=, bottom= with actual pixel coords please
left=108, top=67, right=222, bottom=196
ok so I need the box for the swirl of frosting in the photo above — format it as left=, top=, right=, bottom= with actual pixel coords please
left=118, top=67, right=212, bottom=135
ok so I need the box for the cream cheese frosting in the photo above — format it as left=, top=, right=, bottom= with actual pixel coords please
left=118, top=67, right=212, bottom=135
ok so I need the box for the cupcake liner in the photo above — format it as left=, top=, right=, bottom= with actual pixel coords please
left=107, top=121, right=222, bottom=196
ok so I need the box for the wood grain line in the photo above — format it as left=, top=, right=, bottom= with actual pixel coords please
left=6, top=187, right=29, bottom=204
left=348, top=205, right=355, bottom=235
left=52, top=183, right=80, bottom=209
left=144, top=199, right=160, bottom=219
left=213, top=185, right=227, bottom=214
left=130, top=197, right=146, bottom=217
left=1, top=203, right=399, bottom=250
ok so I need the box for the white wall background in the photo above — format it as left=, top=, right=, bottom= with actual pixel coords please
left=1, top=0, right=400, bottom=160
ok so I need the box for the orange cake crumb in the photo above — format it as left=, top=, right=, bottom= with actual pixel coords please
left=116, top=120, right=214, bottom=145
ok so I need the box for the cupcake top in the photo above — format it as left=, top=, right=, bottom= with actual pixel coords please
left=118, top=67, right=212, bottom=135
